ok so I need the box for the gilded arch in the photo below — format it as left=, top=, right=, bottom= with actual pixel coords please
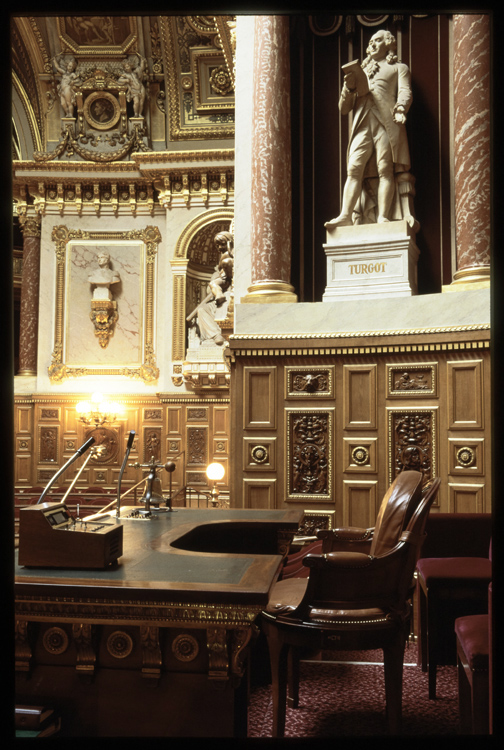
left=171, top=208, right=234, bottom=373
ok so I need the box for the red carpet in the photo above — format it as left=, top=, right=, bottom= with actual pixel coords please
left=248, top=647, right=459, bottom=737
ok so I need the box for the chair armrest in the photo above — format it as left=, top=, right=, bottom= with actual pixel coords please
left=317, top=527, right=374, bottom=554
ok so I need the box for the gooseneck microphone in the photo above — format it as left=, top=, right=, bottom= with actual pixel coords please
left=116, top=431, right=136, bottom=518
left=36, top=436, right=96, bottom=504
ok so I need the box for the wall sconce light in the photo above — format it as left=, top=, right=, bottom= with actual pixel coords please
left=206, top=462, right=225, bottom=507
left=76, top=392, right=122, bottom=427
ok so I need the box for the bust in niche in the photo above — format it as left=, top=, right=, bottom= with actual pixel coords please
left=88, top=252, right=121, bottom=301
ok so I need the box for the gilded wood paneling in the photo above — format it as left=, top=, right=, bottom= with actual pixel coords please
left=343, top=364, right=377, bottom=430
left=447, top=359, right=484, bottom=429
left=243, top=366, right=276, bottom=429
left=343, top=437, right=378, bottom=473
left=243, top=437, right=277, bottom=472
left=285, top=409, right=333, bottom=502
left=448, top=437, right=485, bottom=477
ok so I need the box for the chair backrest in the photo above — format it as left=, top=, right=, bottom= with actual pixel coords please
left=370, top=470, right=424, bottom=557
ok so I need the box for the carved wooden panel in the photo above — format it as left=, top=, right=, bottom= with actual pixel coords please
left=243, top=437, right=277, bottom=472
left=388, top=408, right=437, bottom=484
left=299, top=510, right=335, bottom=535
left=39, top=426, right=59, bottom=463
left=448, top=482, right=485, bottom=513
left=343, top=364, right=377, bottom=430
left=342, top=480, right=378, bottom=528
left=144, top=427, right=162, bottom=463
left=387, top=362, right=438, bottom=398
left=285, top=366, right=334, bottom=398
left=343, top=437, right=378, bottom=473
left=187, top=426, right=207, bottom=465
left=286, top=410, right=333, bottom=502
left=447, top=359, right=484, bottom=429
left=243, top=478, right=277, bottom=509
left=243, top=366, right=276, bottom=429
left=187, top=406, right=208, bottom=422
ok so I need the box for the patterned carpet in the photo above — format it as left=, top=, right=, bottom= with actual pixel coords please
left=248, top=647, right=460, bottom=737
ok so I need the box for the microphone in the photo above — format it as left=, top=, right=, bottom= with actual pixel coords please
left=37, top=436, right=96, bottom=504
left=116, top=431, right=135, bottom=518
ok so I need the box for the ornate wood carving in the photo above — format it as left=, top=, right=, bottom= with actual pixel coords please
left=286, top=366, right=334, bottom=398
left=389, top=409, right=437, bottom=483
left=140, top=626, right=162, bottom=683
left=287, top=411, right=332, bottom=500
left=72, top=623, right=96, bottom=683
left=188, top=427, right=206, bottom=464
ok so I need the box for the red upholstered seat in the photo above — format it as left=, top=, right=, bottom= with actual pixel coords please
left=416, top=514, right=492, bottom=699
left=455, top=594, right=491, bottom=734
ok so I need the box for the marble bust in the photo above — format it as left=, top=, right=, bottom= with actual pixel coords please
left=88, top=252, right=120, bottom=301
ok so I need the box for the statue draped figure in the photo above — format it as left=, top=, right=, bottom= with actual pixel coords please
left=326, top=29, right=418, bottom=230
left=187, top=231, right=234, bottom=347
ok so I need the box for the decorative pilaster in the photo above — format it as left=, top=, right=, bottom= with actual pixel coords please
left=241, top=15, right=297, bottom=303
left=447, top=14, right=490, bottom=291
left=17, top=215, right=41, bottom=375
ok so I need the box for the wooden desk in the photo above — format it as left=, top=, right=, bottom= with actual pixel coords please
left=15, top=507, right=302, bottom=737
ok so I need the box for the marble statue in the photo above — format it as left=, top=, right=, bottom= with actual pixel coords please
left=187, top=231, right=234, bottom=347
left=88, top=252, right=121, bottom=301
left=53, top=55, right=80, bottom=118
left=326, top=29, right=414, bottom=228
left=118, top=55, right=148, bottom=117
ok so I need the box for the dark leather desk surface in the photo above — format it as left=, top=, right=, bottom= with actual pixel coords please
left=15, top=507, right=302, bottom=606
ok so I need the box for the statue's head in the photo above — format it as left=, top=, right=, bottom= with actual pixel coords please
left=214, top=231, right=234, bottom=252
left=97, top=252, right=110, bottom=266
left=367, top=30, right=397, bottom=62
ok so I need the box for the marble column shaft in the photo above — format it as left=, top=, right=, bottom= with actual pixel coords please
left=453, top=14, right=490, bottom=274
left=249, top=16, right=295, bottom=294
left=18, top=216, right=41, bottom=375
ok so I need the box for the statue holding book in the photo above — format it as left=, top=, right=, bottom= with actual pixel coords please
left=326, top=29, right=418, bottom=229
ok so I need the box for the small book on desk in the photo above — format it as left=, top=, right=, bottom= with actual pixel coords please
left=342, top=60, right=369, bottom=96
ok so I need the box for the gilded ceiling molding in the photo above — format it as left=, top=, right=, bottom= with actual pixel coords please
left=12, top=72, right=43, bottom=154
left=56, top=16, right=138, bottom=56
left=159, top=16, right=234, bottom=141
left=48, top=225, right=161, bottom=384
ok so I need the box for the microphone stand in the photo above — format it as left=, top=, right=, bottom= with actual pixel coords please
left=116, top=431, right=135, bottom=518
left=36, top=437, right=95, bottom=504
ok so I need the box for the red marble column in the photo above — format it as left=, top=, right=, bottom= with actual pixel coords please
left=452, top=14, right=490, bottom=287
left=242, top=15, right=297, bottom=303
left=18, top=215, right=41, bottom=375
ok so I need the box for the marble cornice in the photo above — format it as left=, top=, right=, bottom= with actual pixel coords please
left=230, top=323, right=491, bottom=342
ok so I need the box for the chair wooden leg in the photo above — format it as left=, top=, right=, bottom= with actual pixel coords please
left=263, top=622, right=289, bottom=737
left=427, top=600, right=437, bottom=699
left=418, top=584, right=428, bottom=671
left=287, top=647, right=300, bottom=709
left=383, top=634, right=406, bottom=734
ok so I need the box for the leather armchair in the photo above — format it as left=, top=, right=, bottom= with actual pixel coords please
left=261, top=471, right=440, bottom=737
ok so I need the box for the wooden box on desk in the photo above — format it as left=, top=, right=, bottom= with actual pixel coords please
left=18, top=502, right=123, bottom=569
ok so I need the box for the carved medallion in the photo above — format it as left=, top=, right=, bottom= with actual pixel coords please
left=86, top=427, right=119, bottom=463
left=457, top=446, right=476, bottom=468
left=107, top=630, right=134, bottom=659
left=43, top=627, right=69, bottom=655
left=352, top=446, right=370, bottom=465
left=84, top=91, right=121, bottom=131
left=172, top=634, right=199, bottom=662
left=251, top=445, right=269, bottom=464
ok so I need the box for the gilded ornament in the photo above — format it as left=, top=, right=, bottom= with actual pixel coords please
left=209, top=65, right=233, bottom=96
left=352, top=446, right=370, bottom=465
left=457, top=446, right=476, bottom=468
left=251, top=445, right=269, bottom=464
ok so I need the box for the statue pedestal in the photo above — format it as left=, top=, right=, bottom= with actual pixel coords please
left=322, top=220, right=420, bottom=302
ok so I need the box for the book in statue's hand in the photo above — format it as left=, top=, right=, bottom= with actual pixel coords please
left=342, top=60, right=369, bottom=96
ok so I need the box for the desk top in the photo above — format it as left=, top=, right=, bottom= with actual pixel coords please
left=15, top=508, right=302, bottom=607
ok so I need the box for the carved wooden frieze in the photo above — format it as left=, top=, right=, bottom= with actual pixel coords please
left=285, top=366, right=334, bottom=399
left=286, top=410, right=333, bottom=501
left=388, top=408, right=437, bottom=484
left=298, top=510, right=335, bottom=536
left=387, top=362, right=438, bottom=398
